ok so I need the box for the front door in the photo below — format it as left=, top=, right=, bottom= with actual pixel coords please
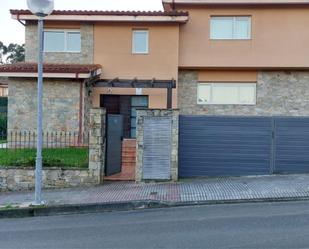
left=101, top=95, right=148, bottom=178
left=100, top=95, right=148, bottom=139
left=105, top=114, right=124, bottom=176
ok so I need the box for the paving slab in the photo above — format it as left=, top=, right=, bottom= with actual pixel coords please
left=2, top=174, right=309, bottom=207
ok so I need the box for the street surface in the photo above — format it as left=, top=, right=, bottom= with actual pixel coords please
left=1, top=201, right=309, bottom=248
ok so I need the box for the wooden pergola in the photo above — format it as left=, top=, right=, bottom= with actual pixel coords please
left=92, top=78, right=176, bottom=109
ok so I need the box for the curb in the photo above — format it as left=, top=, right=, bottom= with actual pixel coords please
left=0, top=201, right=169, bottom=219
left=1, top=196, right=309, bottom=219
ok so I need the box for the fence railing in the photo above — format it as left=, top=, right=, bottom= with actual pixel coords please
left=0, top=131, right=89, bottom=168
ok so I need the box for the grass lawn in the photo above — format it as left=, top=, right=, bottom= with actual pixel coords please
left=0, top=148, right=88, bottom=168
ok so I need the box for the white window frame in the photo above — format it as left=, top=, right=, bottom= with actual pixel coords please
left=132, top=30, right=149, bottom=54
left=210, top=16, right=252, bottom=40
left=44, top=29, right=81, bottom=53
left=197, top=82, right=256, bottom=105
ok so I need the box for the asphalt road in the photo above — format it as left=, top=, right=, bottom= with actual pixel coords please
left=1, top=201, right=309, bottom=249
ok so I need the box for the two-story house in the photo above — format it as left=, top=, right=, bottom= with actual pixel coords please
left=2, top=0, right=309, bottom=179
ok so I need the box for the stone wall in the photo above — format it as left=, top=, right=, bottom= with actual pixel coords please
left=0, top=168, right=99, bottom=192
left=8, top=78, right=81, bottom=132
left=178, top=70, right=309, bottom=116
left=1, top=108, right=106, bottom=192
left=136, top=109, right=179, bottom=182
left=88, top=108, right=106, bottom=182
left=25, top=22, right=94, bottom=64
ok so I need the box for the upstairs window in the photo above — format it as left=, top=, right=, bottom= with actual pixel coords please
left=44, top=30, right=81, bottom=52
left=197, top=83, right=256, bottom=105
left=210, top=16, right=251, bottom=40
left=132, top=30, right=149, bottom=54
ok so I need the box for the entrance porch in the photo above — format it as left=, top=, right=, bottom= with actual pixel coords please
left=91, top=78, right=176, bottom=181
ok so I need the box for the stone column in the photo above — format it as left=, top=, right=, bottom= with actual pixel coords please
left=89, top=108, right=106, bottom=183
left=136, top=109, right=179, bottom=182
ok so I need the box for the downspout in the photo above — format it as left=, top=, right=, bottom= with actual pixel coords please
left=172, top=0, right=175, bottom=11
left=78, top=80, right=84, bottom=144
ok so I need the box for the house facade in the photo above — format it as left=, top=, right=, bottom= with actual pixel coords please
left=2, top=0, right=309, bottom=179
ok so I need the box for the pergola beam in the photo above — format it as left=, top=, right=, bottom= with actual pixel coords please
left=93, top=78, right=176, bottom=109
left=93, top=79, right=176, bottom=89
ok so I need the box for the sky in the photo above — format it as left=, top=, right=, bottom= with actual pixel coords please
left=0, top=0, right=163, bottom=45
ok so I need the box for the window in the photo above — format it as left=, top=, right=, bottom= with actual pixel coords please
left=210, top=16, right=251, bottom=40
left=197, top=83, right=256, bottom=105
left=44, top=30, right=81, bottom=52
left=132, top=30, right=149, bottom=54
left=0, top=87, right=8, bottom=97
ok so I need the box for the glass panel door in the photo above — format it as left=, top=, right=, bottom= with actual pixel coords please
left=131, top=96, right=148, bottom=138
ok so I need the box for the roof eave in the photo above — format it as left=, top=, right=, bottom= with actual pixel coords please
left=0, top=68, right=102, bottom=79
left=162, top=0, right=309, bottom=6
left=11, top=14, right=189, bottom=23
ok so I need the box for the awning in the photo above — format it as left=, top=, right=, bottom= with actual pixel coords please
left=0, top=63, right=102, bottom=79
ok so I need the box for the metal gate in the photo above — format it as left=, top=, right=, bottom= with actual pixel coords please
left=105, top=114, right=123, bottom=176
left=143, top=117, right=172, bottom=180
left=274, top=117, right=309, bottom=174
left=179, top=116, right=272, bottom=177
left=179, top=116, right=309, bottom=177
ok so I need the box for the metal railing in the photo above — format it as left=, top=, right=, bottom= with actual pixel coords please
left=0, top=131, right=89, bottom=168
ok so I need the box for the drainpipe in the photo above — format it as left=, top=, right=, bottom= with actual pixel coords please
left=78, top=80, right=84, bottom=144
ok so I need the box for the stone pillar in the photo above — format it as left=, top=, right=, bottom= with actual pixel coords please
left=89, top=108, right=106, bottom=183
left=136, top=109, right=179, bottom=182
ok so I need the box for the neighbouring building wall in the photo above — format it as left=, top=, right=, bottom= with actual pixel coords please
left=25, top=21, right=94, bottom=64
left=177, top=6, right=309, bottom=68
left=178, top=70, right=309, bottom=116
left=8, top=78, right=81, bottom=132
left=93, top=23, right=180, bottom=108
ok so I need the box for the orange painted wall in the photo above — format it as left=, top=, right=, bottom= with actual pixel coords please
left=44, top=21, right=80, bottom=29
left=176, top=5, right=309, bottom=68
left=93, top=23, right=179, bottom=79
left=92, top=23, right=180, bottom=108
left=198, top=70, right=257, bottom=82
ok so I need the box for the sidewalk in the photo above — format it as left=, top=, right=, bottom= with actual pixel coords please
left=2, top=174, right=309, bottom=208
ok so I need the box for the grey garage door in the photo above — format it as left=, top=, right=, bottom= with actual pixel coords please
left=179, top=116, right=272, bottom=177
left=274, top=117, right=309, bottom=174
